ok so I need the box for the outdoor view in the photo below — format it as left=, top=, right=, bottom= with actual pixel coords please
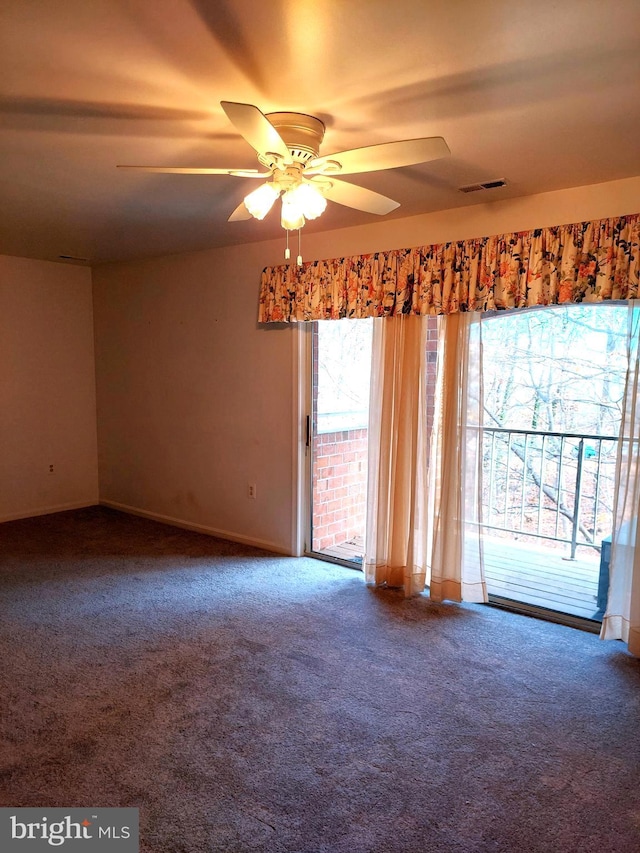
left=480, top=304, right=628, bottom=618
left=310, top=319, right=372, bottom=560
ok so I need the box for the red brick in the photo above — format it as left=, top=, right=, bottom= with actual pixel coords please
left=312, top=426, right=370, bottom=549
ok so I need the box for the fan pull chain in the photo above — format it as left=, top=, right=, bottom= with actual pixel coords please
left=284, top=230, right=290, bottom=260
left=297, top=229, right=302, bottom=266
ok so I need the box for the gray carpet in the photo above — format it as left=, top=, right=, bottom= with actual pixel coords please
left=1, top=507, right=639, bottom=852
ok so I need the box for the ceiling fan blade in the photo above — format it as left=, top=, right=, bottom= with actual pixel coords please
left=116, top=166, right=267, bottom=176
left=228, top=201, right=253, bottom=222
left=315, top=177, right=400, bottom=215
left=308, top=137, right=450, bottom=176
left=221, top=101, right=290, bottom=160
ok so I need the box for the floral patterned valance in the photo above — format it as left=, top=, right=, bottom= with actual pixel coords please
left=258, top=213, right=640, bottom=322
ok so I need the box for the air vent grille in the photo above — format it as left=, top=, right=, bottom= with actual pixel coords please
left=459, top=179, right=507, bottom=194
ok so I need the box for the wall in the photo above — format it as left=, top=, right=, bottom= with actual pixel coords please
left=291, top=176, right=640, bottom=263
left=92, top=176, right=640, bottom=555
left=0, top=255, right=98, bottom=521
left=312, top=429, right=368, bottom=552
left=92, top=243, right=296, bottom=553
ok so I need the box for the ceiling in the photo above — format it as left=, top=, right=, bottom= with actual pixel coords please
left=1, top=0, right=639, bottom=265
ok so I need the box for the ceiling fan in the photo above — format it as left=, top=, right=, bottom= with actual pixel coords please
left=118, top=101, right=450, bottom=262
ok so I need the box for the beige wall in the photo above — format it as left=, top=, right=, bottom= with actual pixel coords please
left=0, top=255, right=98, bottom=521
left=282, top=175, right=640, bottom=263
left=92, top=243, right=297, bottom=553
left=92, top=176, right=640, bottom=554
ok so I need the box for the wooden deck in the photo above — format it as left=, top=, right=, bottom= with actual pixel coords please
left=316, top=534, right=601, bottom=621
left=321, top=538, right=364, bottom=563
left=482, top=536, right=599, bottom=620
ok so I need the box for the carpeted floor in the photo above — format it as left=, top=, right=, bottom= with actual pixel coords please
left=1, top=507, right=639, bottom=852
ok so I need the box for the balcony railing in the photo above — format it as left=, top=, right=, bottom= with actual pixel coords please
left=482, top=427, right=619, bottom=559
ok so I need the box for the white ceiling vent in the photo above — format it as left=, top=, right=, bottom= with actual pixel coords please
left=459, top=179, right=507, bottom=194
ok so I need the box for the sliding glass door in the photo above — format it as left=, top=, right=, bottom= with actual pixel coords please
left=480, top=304, right=627, bottom=623
left=308, top=319, right=372, bottom=566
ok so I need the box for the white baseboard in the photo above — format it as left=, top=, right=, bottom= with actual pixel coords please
left=99, top=500, right=293, bottom=556
left=0, top=500, right=98, bottom=524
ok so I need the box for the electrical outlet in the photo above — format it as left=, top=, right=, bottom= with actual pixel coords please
left=48, top=464, right=55, bottom=475
left=248, top=483, right=256, bottom=499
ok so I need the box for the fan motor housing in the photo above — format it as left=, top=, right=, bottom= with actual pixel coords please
left=265, top=112, right=326, bottom=162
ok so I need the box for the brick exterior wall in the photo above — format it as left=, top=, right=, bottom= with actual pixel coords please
left=312, top=428, right=368, bottom=552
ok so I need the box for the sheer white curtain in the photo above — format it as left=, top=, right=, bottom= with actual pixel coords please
left=364, top=315, right=429, bottom=596
left=364, top=313, right=487, bottom=602
left=428, top=313, right=487, bottom=603
left=601, top=301, right=640, bottom=657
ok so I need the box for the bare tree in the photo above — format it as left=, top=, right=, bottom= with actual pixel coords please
left=480, top=305, right=627, bottom=550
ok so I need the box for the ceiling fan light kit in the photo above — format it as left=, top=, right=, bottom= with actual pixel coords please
left=117, top=101, right=451, bottom=264
left=285, top=183, right=327, bottom=221
left=243, top=182, right=279, bottom=219
left=280, top=193, right=305, bottom=231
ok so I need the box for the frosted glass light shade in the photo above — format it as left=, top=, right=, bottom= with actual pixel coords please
left=286, top=183, right=327, bottom=220
left=281, top=195, right=305, bottom=230
left=244, top=182, right=279, bottom=220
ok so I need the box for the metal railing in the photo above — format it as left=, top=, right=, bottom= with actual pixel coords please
left=482, top=427, right=618, bottom=558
